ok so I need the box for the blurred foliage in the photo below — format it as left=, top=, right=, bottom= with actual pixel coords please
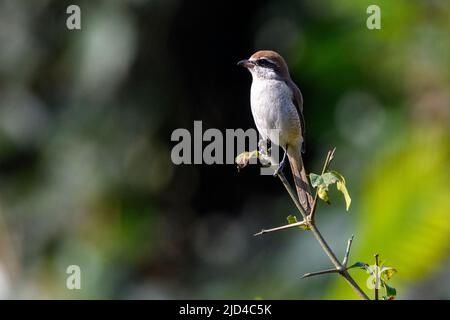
left=0, top=0, right=449, bottom=299
left=329, top=124, right=450, bottom=299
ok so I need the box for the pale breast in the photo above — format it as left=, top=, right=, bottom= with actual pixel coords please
left=250, top=79, right=301, bottom=147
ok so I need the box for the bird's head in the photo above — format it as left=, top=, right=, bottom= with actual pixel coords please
left=237, top=50, right=290, bottom=80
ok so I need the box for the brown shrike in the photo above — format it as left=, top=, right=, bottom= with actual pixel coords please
left=238, top=50, right=313, bottom=213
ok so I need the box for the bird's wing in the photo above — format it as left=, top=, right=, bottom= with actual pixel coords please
left=286, top=79, right=306, bottom=153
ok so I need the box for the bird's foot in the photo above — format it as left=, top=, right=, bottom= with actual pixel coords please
left=258, top=139, right=271, bottom=156
left=273, top=158, right=286, bottom=177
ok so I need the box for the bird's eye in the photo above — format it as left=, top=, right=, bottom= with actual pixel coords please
left=256, top=58, right=276, bottom=68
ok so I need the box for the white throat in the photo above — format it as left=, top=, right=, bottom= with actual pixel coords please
left=249, top=65, right=281, bottom=81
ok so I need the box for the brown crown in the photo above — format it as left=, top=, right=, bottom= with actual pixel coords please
left=249, top=50, right=290, bottom=77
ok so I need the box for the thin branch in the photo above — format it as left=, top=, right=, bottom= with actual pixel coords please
left=342, top=235, right=355, bottom=267
left=308, top=223, right=342, bottom=269
left=251, top=148, right=370, bottom=299
left=309, top=148, right=336, bottom=221
left=307, top=224, right=369, bottom=300
left=301, top=268, right=338, bottom=279
left=374, top=253, right=380, bottom=300
left=254, top=220, right=307, bottom=236
left=277, top=171, right=308, bottom=220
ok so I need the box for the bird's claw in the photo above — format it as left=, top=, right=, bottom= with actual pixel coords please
left=273, top=159, right=286, bottom=177
left=258, top=139, right=271, bottom=156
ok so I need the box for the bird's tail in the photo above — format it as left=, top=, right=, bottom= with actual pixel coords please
left=287, top=143, right=314, bottom=215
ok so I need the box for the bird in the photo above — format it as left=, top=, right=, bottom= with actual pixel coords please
left=238, top=50, right=313, bottom=214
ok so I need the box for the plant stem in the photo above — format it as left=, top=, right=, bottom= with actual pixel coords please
left=301, top=268, right=338, bottom=279
left=309, top=148, right=335, bottom=221
left=308, top=224, right=370, bottom=300
left=342, top=235, right=354, bottom=267
left=375, top=253, right=380, bottom=300
left=254, top=220, right=307, bottom=236
left=275, top=148, right=370, bottom=300
left=278, top=172, right=308, bottom=220
left=308, top=223, right=342, bottom=267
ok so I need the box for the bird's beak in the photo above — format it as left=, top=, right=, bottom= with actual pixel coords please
left=237, top=59, right=254, bottom=68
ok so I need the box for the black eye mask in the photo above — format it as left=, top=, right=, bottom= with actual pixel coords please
left=256, top=58, right=276, bottom=69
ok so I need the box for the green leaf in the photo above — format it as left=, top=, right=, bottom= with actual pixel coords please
left=381, top=267, right=397, bottom=281
left=317, top=185, right=330, bottom=204
left=309, top=173, right=322, bottom=188
left=329, top=170, right=346, bottom=184
left=286, top=214, right=298, bottom=224
left=286, top=215, right=310, bottom=230
left=384, top=283, right=397, bottom=300
left=347, top=262, right=369, bottom=270
left=310, top=172, right=338, bottom=188
left=331, top=170, right=351, bottom=211
left=321, top=172, right=339, bottom=185
left=350, top=259, right=397, bottom=277
left=337, top=180, right=351, bottom=211
left=309, top=170, right=351, bottom=210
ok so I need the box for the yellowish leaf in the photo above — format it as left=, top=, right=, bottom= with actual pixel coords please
left=337, top=180, right=351, bottom=211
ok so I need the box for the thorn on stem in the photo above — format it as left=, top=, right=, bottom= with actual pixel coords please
left=253, top=220, right=308, bottom=237
left=301, top=268, right=339, bottom=279
left=342, top=234, right=355, bottom=267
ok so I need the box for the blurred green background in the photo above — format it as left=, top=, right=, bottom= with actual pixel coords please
left=0, top=0, right=449, bottom=299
